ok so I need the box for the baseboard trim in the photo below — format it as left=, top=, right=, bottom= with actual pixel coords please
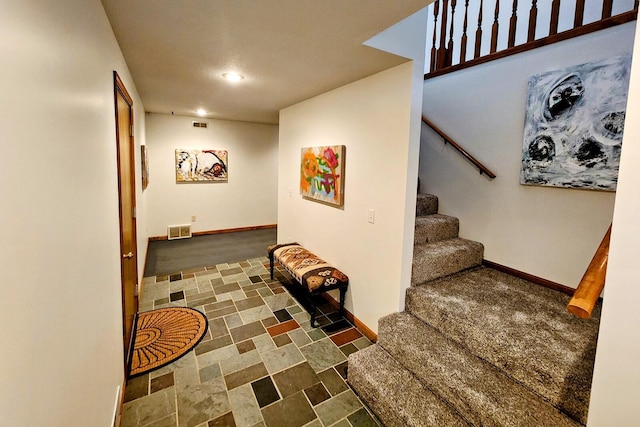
left=320, top=293, right=378, bottom=343
left=482, top=260, right=575, bottom=296
left=114, top=377, right=127, bottom=427
left=149, top=224, right=277, bottom=241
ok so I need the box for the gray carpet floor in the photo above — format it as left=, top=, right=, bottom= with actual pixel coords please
left=144, top=228, right=277, bottom=276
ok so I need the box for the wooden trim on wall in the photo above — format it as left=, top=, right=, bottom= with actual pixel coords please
left=114, top=71, right=133, bottom=106
left=115, top=376, right=127, bottom=427
left=149, top=224, right=277, bottom=241
left=320, top=293, right=378, bottom=343
left=482, top=259, right=576, bottom=296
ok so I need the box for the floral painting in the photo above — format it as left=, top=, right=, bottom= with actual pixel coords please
left=175, top=149, right=228, bottom=183
left=300, top=145, right=345, bottom=207
left=521, top=56, right=631, bottom=191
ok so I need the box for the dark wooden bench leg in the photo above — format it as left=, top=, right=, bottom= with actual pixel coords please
left=269, top=253, right=274, bottom=280
left=309, top=300, right=317, bottom=328
left=339, top=285, right=347, bottom=316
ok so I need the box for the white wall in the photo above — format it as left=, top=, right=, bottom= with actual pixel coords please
left=587, top=21, right=640, bottom=426
left=144, top=113, right=278, bottom=237
left=278, top=62, right=416, bottom=333
left=420, top=22, right=635, bottom=287
left=0, top=0, right=147, bottom=425
left=364, top=8, right=428, bottom=311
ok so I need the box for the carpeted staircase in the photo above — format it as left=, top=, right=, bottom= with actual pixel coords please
left=348, top=194, right=601, bottom=426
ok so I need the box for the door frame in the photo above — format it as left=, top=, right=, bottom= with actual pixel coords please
left=113, top=71, right=139, bottom=371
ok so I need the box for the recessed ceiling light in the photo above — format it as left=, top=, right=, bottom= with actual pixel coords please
left=196, top=109, right=206, bottom=116
left=222, top=72, right=244, bottom=82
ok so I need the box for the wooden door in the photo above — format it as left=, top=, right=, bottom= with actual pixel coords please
left=114, top=72, right=139, bottom=367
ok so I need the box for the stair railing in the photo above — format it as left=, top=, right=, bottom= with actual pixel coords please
left=567, top=224, right=612, bottom=318
left=422, top=116, right=497, bottom=179
left=427, top=0, right=638, bottom=79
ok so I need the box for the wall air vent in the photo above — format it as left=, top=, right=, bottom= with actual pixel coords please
left=192, top=121, right=208, bottom=128
left=167, top=224, right=192, bottom=240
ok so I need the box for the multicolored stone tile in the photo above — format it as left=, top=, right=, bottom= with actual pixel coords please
left=299, top=338, right=348, bottom=373
left=329, top=328, right=363, bottom=346
left=150, top=372, right=175, bottom=394
left=304, top=382, right=331, bottom=406
left=251, top=376, right=280, bottom=408
left=272, top=361, right=319, bottom=398
left=121, top=257, right=377, bottom=427
left=261, top=391, right=316, bottom=427
left=228, top=384, right=262, bottom=427
left=266, top=319, right=299, bottom=337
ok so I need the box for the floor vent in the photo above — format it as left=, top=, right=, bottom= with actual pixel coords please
left=168, top=224, right=192, bottom=240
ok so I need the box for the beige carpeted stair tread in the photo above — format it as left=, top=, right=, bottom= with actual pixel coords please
left=347, top=344, right=469, bottom=427
left=406, top=267, right=600, bottom=425
left=416, top=193, right=438, bottom=216
left=351, top=193, right=596, bottom=426
left=411, top=238, right=483, bottom=284
left=414, top=213, right=459, bottom=244
left=378, top=312, right=582, bottom=426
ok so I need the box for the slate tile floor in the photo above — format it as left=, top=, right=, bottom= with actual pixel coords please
left=122, top=257, right=380, bottom=427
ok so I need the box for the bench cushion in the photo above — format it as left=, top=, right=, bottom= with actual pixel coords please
left=268, top=243, right=348, bottom=292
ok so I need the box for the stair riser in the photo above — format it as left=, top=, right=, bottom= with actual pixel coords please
left=414, top=214, right=459, bottom=244
left=411, top=239, right=483, bottom=285
left=416, top=194, right=438, bottom=216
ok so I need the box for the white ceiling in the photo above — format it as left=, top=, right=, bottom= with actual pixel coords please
left=101, top=0, right=431, bottom=124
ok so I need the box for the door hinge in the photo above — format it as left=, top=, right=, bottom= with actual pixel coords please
left=132, top=207, right=136, bottom=218
left=130, top=125, right=134, bottom=136
left=135, top=282, right=140, bottom=296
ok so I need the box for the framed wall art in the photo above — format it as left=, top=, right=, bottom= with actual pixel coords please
left=520, top=56, right=631, bottom=191
left=175, top=149, right=228, bottom=183
left=300, top=145, right=345, bottom=207
left=141, top=145, right=149, bottom=190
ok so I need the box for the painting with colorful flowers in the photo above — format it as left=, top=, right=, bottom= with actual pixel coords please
left=300, top=145, right=345, bottom=207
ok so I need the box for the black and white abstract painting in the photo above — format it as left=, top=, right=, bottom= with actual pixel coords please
left=520, top=56, right=631, bottom=191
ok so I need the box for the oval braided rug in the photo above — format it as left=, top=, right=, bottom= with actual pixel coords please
left=128, top=307, right=208, bottom=377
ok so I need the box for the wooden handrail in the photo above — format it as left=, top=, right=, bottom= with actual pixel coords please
left=567, top=225, right=612, bottom=319
left=422, top=116, right=497, bottom=179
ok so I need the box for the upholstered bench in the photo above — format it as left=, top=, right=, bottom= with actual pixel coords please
left=268, top=243, right=349, bottom=327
